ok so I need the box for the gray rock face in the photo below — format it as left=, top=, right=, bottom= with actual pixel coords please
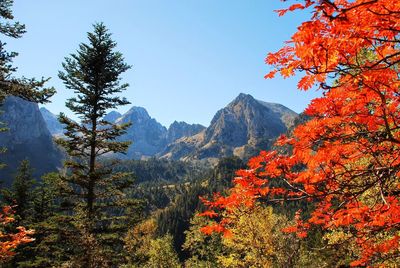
left=103, top=111, right=122, bottom=122
left=205, top=93, right=296, bottom=147
left=0, top=97, right=62, bottom=186
left=161, top=93, right=298, bottom=161
left=39, top=106, right=205, bottom=160
left=166, top=121, right=205, bottom=144
left=117, top=107, right=168, bottom=159
left=37, top=94, right=297, bottom=163
left=114, top=108, right=205, bottom=159
left=40, top=107, right=64, bottom=136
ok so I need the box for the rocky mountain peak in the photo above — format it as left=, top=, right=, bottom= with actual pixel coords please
left=103, top=110, right=122, bottom=122
left=38, top=93, right=298, bottom=163
left=117, top=106, right=167, bottom=159
left=161, top=93, right=298, bottom=161
left=118, top=106, right=151, bottom=124
left=167, top=121, right=205, bottom=143
left=230, top=93, right=257, bottom=105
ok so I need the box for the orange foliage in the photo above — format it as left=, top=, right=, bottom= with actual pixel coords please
left=201, top=0, right=400, bottom=265
left=0, top=206, right=34, bottom=262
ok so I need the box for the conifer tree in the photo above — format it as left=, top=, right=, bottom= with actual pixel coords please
left=16, top=173, right=80, bottom=268
left=1, top=160, right=35, bottom=222
left=0, top=160, right=37, bottom=267
left=0, top=0, right=55, bottom=104
left=57, top=22, right=133, bottom=267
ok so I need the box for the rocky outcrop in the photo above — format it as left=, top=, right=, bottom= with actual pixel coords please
left=113, top=109, right=205, bottom=159
left=0, top=97, right=62, bottom=186
left=38, top=93, right=298, bottom=163
left=40, top=107, right=64, bottom=136
left=166, top=121, right=205, bottom=144
left=117, top=107, right=168, bottom=159
left=160, top=93, right=298, bottom=161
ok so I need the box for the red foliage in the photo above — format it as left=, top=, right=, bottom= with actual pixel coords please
left=201, top=0, right=400, bottom=265
left=0, top=206, right=34, bottom=262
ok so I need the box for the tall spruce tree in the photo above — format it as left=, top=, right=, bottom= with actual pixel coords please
left=57, top=23, right=133, bottom=267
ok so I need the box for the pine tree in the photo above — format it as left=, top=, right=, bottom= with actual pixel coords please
left=57, top=22, right=134, bottom=267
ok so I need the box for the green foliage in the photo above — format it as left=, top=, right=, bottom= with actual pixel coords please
left=112, top=158, right=207, bottom=184
left=183, top=215, right=223, bottom=267
left=0, top=0, right=55, bottom=104
left=113, top=158, right=210, bottom=213
left=11, top=173, right=79, bottom=267
left=216, top=206, right=300, bottom=268
left=1, top=160, right=35, bottom=222
left=55, top=22, right=136, bottom=267
left=124, top=219, right=181, bottom=268
left=124, top=218, right=158, bottom=266
left=183, top=204, right=351, bottom=268
left=145, top=234, right=181, bottom=268
left=156, top=157, right=245, bottom=258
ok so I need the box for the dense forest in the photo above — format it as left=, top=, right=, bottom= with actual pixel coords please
left=1, top=0, right=400, bottom=267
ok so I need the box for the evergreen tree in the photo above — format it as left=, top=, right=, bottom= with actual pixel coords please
left=1, top=160, right=35, bottom=222
left=10, top=173, right=78, bottom=268
left=57, top=22, right=133, bottom=267
left=0, top=0, right=55, bottom=103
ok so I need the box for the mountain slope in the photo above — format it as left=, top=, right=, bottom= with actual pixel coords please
left=40, top=107, right=206, bottom=160
left=103, top=111, right=122, bottom=122
left=160, top=93, right=297, bottom=161
left=0, top=97, right=62, bottom=186
left=40, top=107, right=64, bottom=136
left=166, top=121, right=205, bottom=144
left=38, top=94, right=297, bottom=162
left=117, top=106, right=168, bottom=159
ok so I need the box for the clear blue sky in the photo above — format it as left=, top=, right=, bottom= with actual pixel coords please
left=8, top=0, right=320, bottom=127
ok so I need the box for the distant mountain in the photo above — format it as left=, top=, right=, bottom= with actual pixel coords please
left=40, top=109, right=123, bottom=136
left=0, top=97, right=62, bottom=186
left=40, top=107, right=206, bottom=160
left=39, top=107, right=64, bottom=136
left=103, top=111, right=122, bottom=122
left=166, top=121, right=205, bottom=144
left=160, top=93, right=297, bottom=161
left=112, top=108, right=206, bottom=159
left=116, top=107, right=168, bottom=159
left=38, top=93, right=297, bottom=162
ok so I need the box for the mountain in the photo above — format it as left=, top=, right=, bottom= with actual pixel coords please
left=103, top=111, right=122, bottom=122
left=39, top=107, right=64, bottom=136
left=116, top=106, right=168, bottom=159
left=166, top=121, right=205, bottom=143
left=160, top=93, right=297, bottom=161
left=40, top=109, right=123, bottom=136
left=39, top=107, right=206, bottom=160
left=116, top=108, right=206, bottom=159
left=37, top=93, right=297, bottom=162
left=0, top=97, right=62, bottom=186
